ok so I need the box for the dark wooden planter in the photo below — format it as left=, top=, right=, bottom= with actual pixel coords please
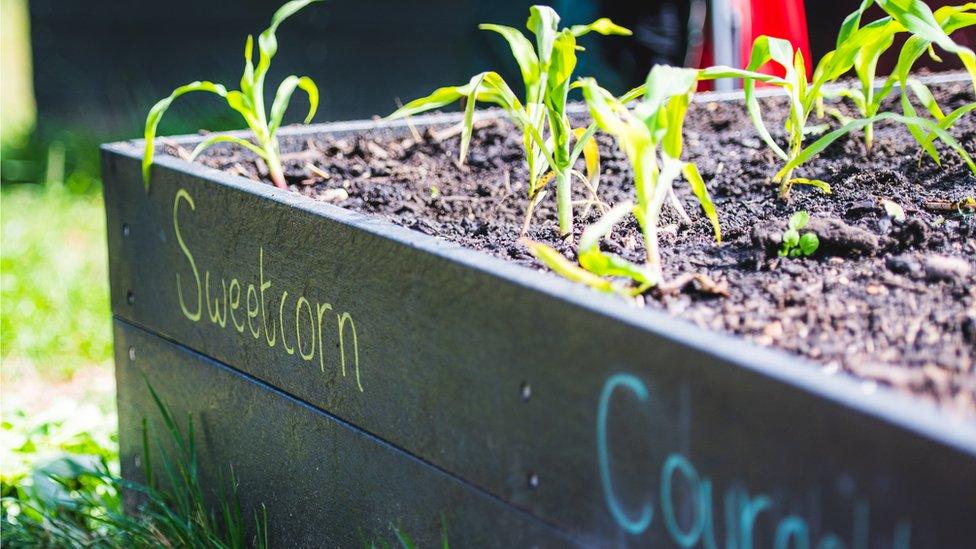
left=102, top=82, right=976, bottom=547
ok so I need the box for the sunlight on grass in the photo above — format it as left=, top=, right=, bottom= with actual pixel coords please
left=1, top=184, right=112, bottom=381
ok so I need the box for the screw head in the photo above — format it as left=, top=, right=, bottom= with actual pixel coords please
left=527, top=472, right=539, bottom=490
left=128, top=347, right=136, bottom=361
left=127, top=291, right=134, bottom=305
left=520, top=382, right=531, bottom=402
left=122, top=223, right=130, bottom=237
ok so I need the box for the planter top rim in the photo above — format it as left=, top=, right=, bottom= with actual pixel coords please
left=102, top=71, right=976, bottom=454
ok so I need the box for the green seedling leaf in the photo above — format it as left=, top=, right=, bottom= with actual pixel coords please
left=790, top=177, right=832, bottom=194
left=799, top=232, right=820, bottom=256
left=579, top=201, right=632, bottom=252
left=143, top=81, right=228, bottom=186
left=522, top=239, right=615, bottom=293
left=269, top=75, right=318, bottom=135
left=789, top=210, right=810, bottom=230
left=780, top=211, right=819, bottom=258
left=189, top=135, right=266, bottom=161
left=682, top=162, right=721, bottom=243
left=478, top=24, right=540, bottom=94
left=460, top=73, right=486, bottom=163
left=784, top=229, right=801, bottom=248
left=527, top=5, right=560, bottom=65
left=570, top=17, right=632, bottom=37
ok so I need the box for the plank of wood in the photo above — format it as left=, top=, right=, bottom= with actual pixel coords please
left=114, top=319, right=574, bottom=547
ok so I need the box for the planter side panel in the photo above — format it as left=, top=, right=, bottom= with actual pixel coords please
left=114, top=319, right=571, bottom=547
left=103, top=143, right=976, bottom=547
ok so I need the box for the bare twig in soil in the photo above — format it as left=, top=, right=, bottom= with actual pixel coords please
left=159, top=138, right=192, bottom=162
left=306, top=163, right=331, bottom=180
left=923, top=197, right=976, bottom=214
left=393, top=98, right=423, bottom=142
left=656, top=273, right=729, bottom=297
left=429, top=118, right=495, bottom=142
left=280, top=149, right=321, bottom=162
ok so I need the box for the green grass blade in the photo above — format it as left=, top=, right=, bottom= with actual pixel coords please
left=142, top=81, right=228, bottom=188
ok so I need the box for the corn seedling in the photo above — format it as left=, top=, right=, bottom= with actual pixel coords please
left=142, top=0, right=322, bottom=190
left=525, top=66, right=720, bottom=294
left=722, top=34, right=974, bottom=199
left=817, top=0, right=975, bottom=154
left=388, top=6, right=630, bottom=235
left=779, top=211, right=820, bottom=258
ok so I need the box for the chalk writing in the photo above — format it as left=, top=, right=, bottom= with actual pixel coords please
left=173, top=188, right=363, bottom=391
left=597, top=373, right=911, bottom=548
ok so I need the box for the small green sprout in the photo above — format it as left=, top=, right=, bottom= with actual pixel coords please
left=142, top=0, right=322, bottom=190
left=388, top=6, right=631, bottom=235
left=779, top=211, right=820, bottom=258
left=817, top=0, right=975, bottom=155
left=525, top=66, right=721, bottom=294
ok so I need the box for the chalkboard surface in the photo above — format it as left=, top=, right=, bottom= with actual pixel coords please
left=103, top=94, right=976, bottom=546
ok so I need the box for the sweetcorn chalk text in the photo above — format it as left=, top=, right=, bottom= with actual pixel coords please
left=172, top=189, right=363, bottom=391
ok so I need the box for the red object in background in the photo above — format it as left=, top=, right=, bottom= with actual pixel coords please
left=699, top=0, right=812, bottom=89
left=745, top=0, right=812, bottom=78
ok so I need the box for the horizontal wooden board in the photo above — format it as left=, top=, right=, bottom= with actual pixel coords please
left=114, top=319, right=572, bottom=547
left=103, top=95, right=976, bottom=546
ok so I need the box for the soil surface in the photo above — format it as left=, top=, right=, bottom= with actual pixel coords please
left=175, top=79, right=976, bottom=418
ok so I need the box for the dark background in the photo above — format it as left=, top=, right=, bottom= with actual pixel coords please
left=27, top=1, right=972, bottom=140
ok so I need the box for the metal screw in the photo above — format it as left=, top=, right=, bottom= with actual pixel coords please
left=128, top=347, right=136, bottom=361
left=527, top=472, right=540, bottom=490
left=127, top=291, right=134, bottom=305
left=520, top=382, right=532, bottom=402
left=122, top=223, right=130, bottom=237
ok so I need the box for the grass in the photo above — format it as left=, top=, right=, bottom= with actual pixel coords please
left=1, top=183, right=112, bottom=381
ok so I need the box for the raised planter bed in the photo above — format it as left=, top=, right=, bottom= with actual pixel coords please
left=102, top=76, right=976, bottom=547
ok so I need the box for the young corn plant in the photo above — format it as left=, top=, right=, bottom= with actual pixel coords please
left=885, top=1, right=976, bottom=166
left=726, top=34, right=974, bottom=199
left=817, top=0, right=975, bottom=154
left=524, top=66, right=720, bottom=295
left=388, top=6, right=630, bottom=235
left=142, top=0, right=322, bottom=190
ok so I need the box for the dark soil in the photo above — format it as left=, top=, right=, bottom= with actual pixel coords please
left=175, top=80, right=976, bottom=418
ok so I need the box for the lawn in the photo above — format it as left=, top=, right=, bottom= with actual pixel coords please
left=1, top=183, right=112, bottom=382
